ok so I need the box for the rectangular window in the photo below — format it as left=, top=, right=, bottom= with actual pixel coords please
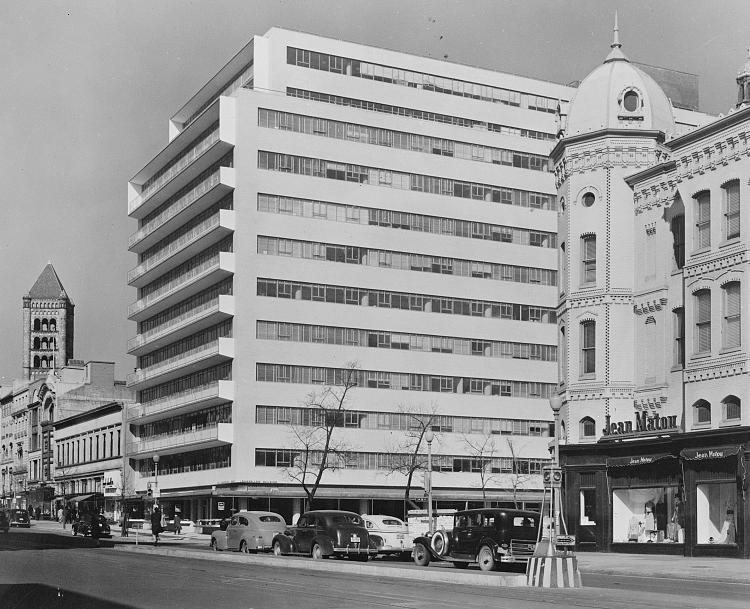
left=696, top=482, right=736, bottom=544
left=612, top=487, right=682, bottom=544
left=724, top=181, right=740, bottom=240
left=723, top=282, right=741, bottom=349
left=581, top=321, right=595, bottom=375
left=671, top=215, right=685, bottom=269
left=695, top=290, right=711, bottom=353
left=673, top=308, right=685, bottom=367
left=581, top=235, right=596, bottom=284
left=695, top=191, right=711, bottom=249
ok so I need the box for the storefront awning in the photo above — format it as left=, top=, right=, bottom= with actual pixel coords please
left=607, top=453, right=676, bottom=468
left=680, top=446, right=741, bottom=461
left=68, top=494, right=98, bottom=503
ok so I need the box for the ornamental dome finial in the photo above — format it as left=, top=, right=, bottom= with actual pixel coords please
left=612, top=11, right=621, bottom=49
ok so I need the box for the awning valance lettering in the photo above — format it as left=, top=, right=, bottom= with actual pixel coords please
left=680, top=446, right=741, bottom=461
left=607, top=453, right=675, bottom=468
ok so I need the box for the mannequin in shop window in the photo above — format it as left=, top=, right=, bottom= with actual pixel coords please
left=640, top=500, right=656, bottom=542
left=667, top=494, right=684, bottom=543
left=720, top=509, right=736, bottom=544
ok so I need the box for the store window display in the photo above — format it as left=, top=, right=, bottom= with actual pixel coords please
left=696, top=482, right=737, bottom=544
left=612, top=487, right=683, bottom=544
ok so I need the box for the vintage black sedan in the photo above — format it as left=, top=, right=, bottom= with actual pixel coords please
left=72, top=513, right=111, bottom=538
left=412, top=508, right=539, bottom=571
left=9, top=509, right=31, bottom=528
left=272, top=510, right=378, bottom=561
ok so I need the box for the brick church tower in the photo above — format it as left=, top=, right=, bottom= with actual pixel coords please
left=22, top=263, right=75, bottom=380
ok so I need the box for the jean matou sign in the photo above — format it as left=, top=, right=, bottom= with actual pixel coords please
left=602, top=412, right=678, bottom=437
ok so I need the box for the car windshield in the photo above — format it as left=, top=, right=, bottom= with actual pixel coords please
left=330, top=514, right=362, bottom=525
left=13, top=510, right=28, bottom=517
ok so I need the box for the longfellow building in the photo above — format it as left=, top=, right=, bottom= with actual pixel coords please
left=554, top=27, right=750, bottom=558
left=125, top=27, right=706, bottom=524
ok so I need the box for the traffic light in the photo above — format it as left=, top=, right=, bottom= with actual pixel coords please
left=147, top=487, right=153, bottom=498
left=543, top=466, right=563, bottom=488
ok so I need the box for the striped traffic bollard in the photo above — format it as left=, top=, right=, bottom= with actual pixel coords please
left=526, top=555, right=582, bottom=588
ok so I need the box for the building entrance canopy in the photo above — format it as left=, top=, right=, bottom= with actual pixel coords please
left=679, top=446, right=741, bottom=461
left=606, top=453, right=675, bottom=468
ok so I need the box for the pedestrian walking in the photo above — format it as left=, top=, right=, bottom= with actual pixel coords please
left=90, top=512, right=102, bottom=547
left=63, top=505, right=70, bottom=529
left=120, top=510, right=129, bottom=537
left=151, top=505, right=162, bottom=546
left=173, top=512, right=181, bottom=535
left=58, top=506, right=64, bottom=528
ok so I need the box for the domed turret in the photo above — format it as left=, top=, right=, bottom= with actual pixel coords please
left=565, top=15, right=675, bottom=137
left=736, top=47, right=750, bottom=108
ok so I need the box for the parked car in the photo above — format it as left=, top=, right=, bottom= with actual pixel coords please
left=72, top=513, right=112, bottom=538
left=9, top=509, right=31, bottom=528
left=210, top=511, right=286, bottom=552
left=412, top=508, right=539, bottom=571
left=362, top=514, right=413, bottom=557
left=0, top=510, right=9, bottom=533
left=272, top=510, right=378, bottom=561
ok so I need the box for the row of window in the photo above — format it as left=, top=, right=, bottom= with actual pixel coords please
left=140, top=237, right=233, bottom=300
left=31, top=318, right=58, bottom=332
left=32, top=356, right=56, bottom=369
left=256, top=363, right=555, bottom=399
left=135, top=445, right=230, bottom=476
left=138, top=320, right=232, bottom=370
left=256, top=278, right=556, bottom=323
left=286, top=47, right=562, bottom=113
left=257, top=151, right=556, bottom=210
left=56, top=427, right=121, bottom=467
left=255, top=405, right=551, bottom=436
left=257, top=193, right=556, bottom=248
left=139, top=362, right=232, bottom=405
left=139, top=279, right=233, bottom=336
left=31, top=337, right=57, bottom=350
left=257, top=236, right=557, bottom=286
left=256, top=447, right=550, bottom=473
left=694, top=181, right=740, bottom=249
left=134, top=404, right=231, bottom=441
left=256, top=320, right=557, bottom=362
left=286, top=87, right=555, bottom=141
left=259, top=109, right=550, bottom=171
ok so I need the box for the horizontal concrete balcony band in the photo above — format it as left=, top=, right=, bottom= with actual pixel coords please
left=128, top=252, right=235, bottom=322
left=128, top=167, right=235, bottom=253
left=128, top=210, right=235, bottom=287
left=126, top=337, right=234, bottom=390
left=128, top=136, right=233, bottom=220
left=126, top=422, right=232, bottom=457
left=127, top=295, right=234, bottom=356
left=126, top=380, right=233, bottom=424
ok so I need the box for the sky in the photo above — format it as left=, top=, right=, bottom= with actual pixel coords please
left=1, top=0, right=749, bottom=383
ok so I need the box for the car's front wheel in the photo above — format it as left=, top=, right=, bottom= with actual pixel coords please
left=210, top=538, right=218, bottom=551
left=477, top=545, right=496, bottom=572
left=311, top=543, right=324, bottom=560
left=72, top=527, right=77, bottom=536
left=413, top=541, right=430, bottom=567
left=273, top=541, right=283, bottom=556
left=239, top=541, right=248, bottom=554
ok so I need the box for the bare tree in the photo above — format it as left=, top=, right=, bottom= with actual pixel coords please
left=506, top=437, right=532, bottom=509
left=284, top=362, right=359, bottom=510
left=461, top=433, right=499, bottom=506
left=384, top=403, right=440, bottom=518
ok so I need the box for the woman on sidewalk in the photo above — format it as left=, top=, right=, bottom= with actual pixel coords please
left=151, top=505, right=162, bottom=546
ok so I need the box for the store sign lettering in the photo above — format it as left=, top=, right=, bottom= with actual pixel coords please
left=602, top=413, right=678, bottom=436
left=692, top=449, right=727, bottom=460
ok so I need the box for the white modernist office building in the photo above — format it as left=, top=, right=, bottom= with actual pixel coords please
left=125, top=28, right=701, bottom=523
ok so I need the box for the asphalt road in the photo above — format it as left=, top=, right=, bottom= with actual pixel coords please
left=1, top=528, right=748, bottom=609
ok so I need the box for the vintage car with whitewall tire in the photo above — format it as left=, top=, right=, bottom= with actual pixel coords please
left=362, top=514, right=413, bottom=557
left=210, top=510, right=286, bottom=552
left=412, top=508, right=538, bottom=571
left=272, top=510, right=378, bottom=561
left=72, top=513, right=112, bottom=538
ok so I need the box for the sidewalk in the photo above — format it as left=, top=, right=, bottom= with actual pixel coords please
left=29, top=519, right=750, bottom=584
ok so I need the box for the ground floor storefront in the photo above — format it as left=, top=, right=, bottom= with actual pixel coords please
left=560, top=427, right=749, bottom=558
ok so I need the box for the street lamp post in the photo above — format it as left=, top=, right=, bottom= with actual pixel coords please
left=549, top=395, right=564, bottom=543
left=424, top=427, right=434, bottom=535
left=152, top=454, right=160, bottom=505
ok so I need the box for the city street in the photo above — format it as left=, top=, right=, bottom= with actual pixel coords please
left=1, top=527, right=749, bottom=608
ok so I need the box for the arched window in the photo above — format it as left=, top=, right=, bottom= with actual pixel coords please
left=694, top=290, right=711, bottom=354
left=694, top=400, right=711, bottom=424
left=49, top=319, right=57, bottom=332
left=40, top=356, right=48, bottom=368
left=580, top=417, right=596, bottom=437
left=33, top=337, right=40, bottom=350
left=33, top=318, right=40, bottom=331
left=50, top=338, right=56, bottom=350
left=723, top=282, right=741, bottom=349
left=41, top=338, right=48, bottom=351
left=33, top=356, right=40, bottom=368
left=723, top=396, right=741, bottom=421
left=581, top=235, right=596, bottom=284
left=41, top=319, right=48, bottom=332
left=580, top=320, right=595, bottom=375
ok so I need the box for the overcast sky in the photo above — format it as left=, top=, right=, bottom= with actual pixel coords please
left=1, top=0, right=748, bottom=382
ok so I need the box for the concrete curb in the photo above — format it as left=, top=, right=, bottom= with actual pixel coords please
left=112, top=544, right=528, bottom=588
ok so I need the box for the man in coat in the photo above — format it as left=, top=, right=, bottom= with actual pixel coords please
left=151, top=505, right=162, bottom=546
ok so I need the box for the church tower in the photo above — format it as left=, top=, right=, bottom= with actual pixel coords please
left=550, top=18, right=676, bottom=444
left=22, top=263, right=75, bottom=380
